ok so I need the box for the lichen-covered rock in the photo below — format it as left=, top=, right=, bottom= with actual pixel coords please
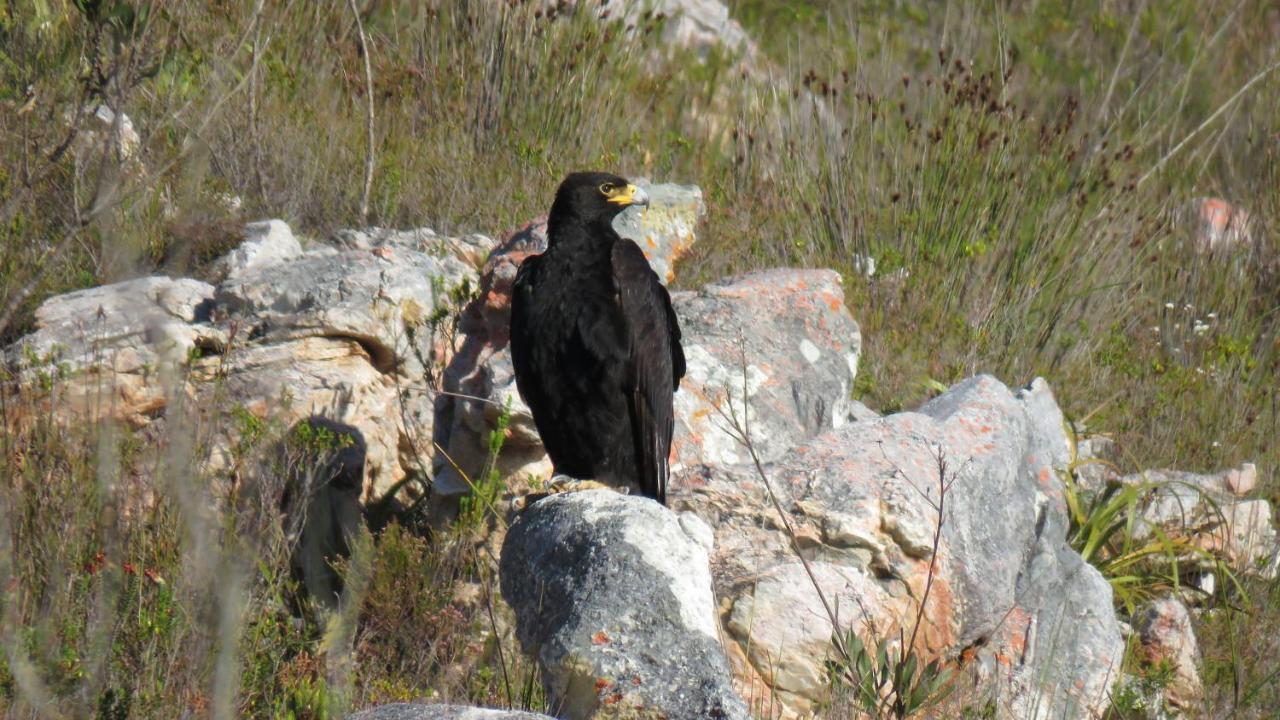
left=347, top=704, right=554, bottom=720
left=500, top=491, right=749, bottom=720
left=672, top=375, right=1122, bottom=719
left=612, top=182, right=705, bottom=284
left=1133, top=598, right=1204, bottom=709
left=670, top=268, right=861, bottom=469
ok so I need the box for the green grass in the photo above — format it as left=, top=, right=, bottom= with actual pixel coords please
left=2, top=0, right=1280, bottom=716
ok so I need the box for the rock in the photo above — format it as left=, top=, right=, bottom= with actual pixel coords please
left=636, top=0, right=758, bottom=62
left=214, top=245, right=472, bottom=370
left=670, top=269, right=861, bottom=469
left=347, top=704, right=554, bottom=720
left=211, top=219, right=303, bottom=282
left=329, top=227, right=498, bottom=271
left=671, top=375, right=1123, bottom=719
left=1074, top=435, right=1121, bottom=491
left=1222, top=462, right=1257, bottom=496
left=76, top=104, right=140, bottom=160
left=3, top=276, right=216, bottom=425
left=197, top=238, right=477, bottom=497
left=500, top=491, right=749, bottom=720
left=281, top=417, right=367, bottom=608
left=1133, top=598, right=1204, bottom=709
left=431, top=182, right=706, bottom=499
left=4, top=220, right=480, bottom=501
left=611, top=182, right=705, bottom=284
left=537, top=0, right=759, bottom=67
left=1120, top=465, right=1276, bottom=577
left=1186, top=197, right=1253, bottom=254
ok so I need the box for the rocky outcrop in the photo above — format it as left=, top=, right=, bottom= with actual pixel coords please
left=671, top=375, right=1122, bottom=719
left=500, top=491, right=748, bottom=720
left=2, top=275, right=216, bottom=425
left=4, top=220, right=484, bottom=500
left=347, top=704, right=553, bottom=720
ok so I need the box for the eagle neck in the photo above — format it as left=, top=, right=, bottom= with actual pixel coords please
left=546, top=213, right=619, bottom=259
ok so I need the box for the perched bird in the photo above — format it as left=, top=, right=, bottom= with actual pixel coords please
left=510, top=171, right=685, bottom=504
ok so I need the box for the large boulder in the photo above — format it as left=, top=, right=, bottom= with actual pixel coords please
left=2, top=275, right=216, bottom=426
left=671, top=375, right=1123, bottom=719
left=500, top=490, right=749, bottom=720
left=5, top=220, right=484, bottom=501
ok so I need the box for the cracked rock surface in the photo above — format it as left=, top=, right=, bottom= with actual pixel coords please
left=500, top=491, right=749, bottom=720
left=672, top=375, right=1123, bottom=719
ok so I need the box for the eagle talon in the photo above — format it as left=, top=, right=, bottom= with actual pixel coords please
left=546, top=476, right=614, bottom=495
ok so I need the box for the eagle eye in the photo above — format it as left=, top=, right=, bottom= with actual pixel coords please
left=599, top=182, right=615, bottom=195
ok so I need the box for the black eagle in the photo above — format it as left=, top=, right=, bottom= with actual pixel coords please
left=509, top=171, right=686, bottom=504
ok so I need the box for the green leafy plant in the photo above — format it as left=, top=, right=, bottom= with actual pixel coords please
left=459, top=398, right=511, bottom=529
left=826, top=628, right=955, bottom=719
left=1063, top=473, right=1249, bottom=614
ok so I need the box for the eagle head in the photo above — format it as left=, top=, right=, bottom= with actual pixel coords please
left=550, top=171, right=650, bottom=226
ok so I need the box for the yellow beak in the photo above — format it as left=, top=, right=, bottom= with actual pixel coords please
left=606, top=184, right=650, bottom=207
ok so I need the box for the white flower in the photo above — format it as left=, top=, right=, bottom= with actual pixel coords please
left=1164, top=302, right=1176, bottom=309
left=1184, top=304, right=1195, bottom=311
left=1212, top=441, right=1222, bottom=448
left=1193, top=321, right=1210, bottom=336
left=1151, top=326, right=1161, bottom=333
left=1207, top=313, right=1217, bottom=320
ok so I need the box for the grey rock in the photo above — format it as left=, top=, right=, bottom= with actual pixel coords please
left=670, top=269, right=861, bottom=470
left=330, top=226, right=497, bottom=270
left=3, top=275, right=216, bottom=424
left=500, top=491, right=748, bottom=720
left=347, top=704, right=553, bottom=720
left=213, top=245, right=474, bottom=374
left=672, top=375, right=1123, bottom=718
left=212, top=219, right=303, bottom=282
left=3, top=219, right=481, bottom=501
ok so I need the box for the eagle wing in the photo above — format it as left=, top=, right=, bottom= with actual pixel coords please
left=612, top=239, right=685, bottom=503
left=509, top=254, right=556, bottom=456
